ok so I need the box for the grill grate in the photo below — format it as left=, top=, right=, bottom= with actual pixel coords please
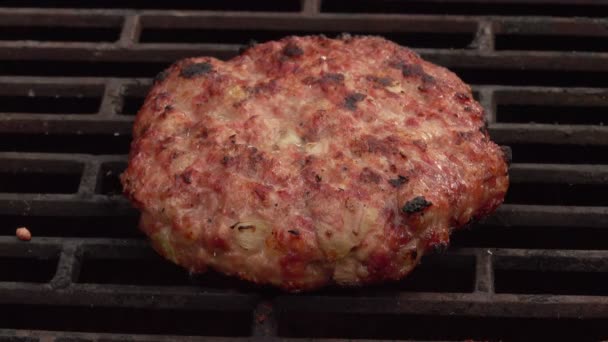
left=1, top=1, right=608, bottom=341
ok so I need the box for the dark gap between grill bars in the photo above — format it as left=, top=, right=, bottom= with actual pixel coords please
left=0, top=256, right=59, bottom=283
left=496, top=104, right=608, bottom=125
left=452, top=68, right=608, bottom=87
left=140, top=29, right=475, bottom=50
left=0, top=134, right=131, bottom=155
left=0, top=162, right=83, bottom=194
left=471, top=91, right=480, bottom=101
left=77, top=248, right=474, bottom=293
left=98, top=162, right=126, bottom=196
left=0, top=83, right=104, bottom=114
left=452, top=225, right=608, bottom=250
left=506, top=144, right=608, bottom=164
left=494, top=256, right=608, bottom=296
left=0, top=304, right=252, bottom=336
left=0, top=26, right=120, bottom=43
left=504, top=182, right=608, bottom=206
left=0, top=215, right=142, bottom=239
left=496, top=34, right=608, bottom=53
left=0, top=61, right=170, bottom=78
left=0, top=95, right=101, bottom=114
left=277, top=312, right=608, bottom=340
left=121, top=95, right=145, bottom=115
left=0, top=0, right=301, bottom=11
left=314, top=254, right=475, bottom=295
left=77, top=253, right=260, bottom=291
left=496, top=90, right=608, bottom=107
left=495, top=269, right=608, bottom=296
left=321, top=0, right=608, bottom=18
left=119, top=84, right=150, bottom=116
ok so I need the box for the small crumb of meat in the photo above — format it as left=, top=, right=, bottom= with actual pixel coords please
left=180, top=62, right=213, bottom=78
left=402, top=196, right=433, bottom=214
left=16, top=227, right=32, bottom=241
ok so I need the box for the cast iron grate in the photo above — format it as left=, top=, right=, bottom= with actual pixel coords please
left=1, top=0, right=608, bottom=341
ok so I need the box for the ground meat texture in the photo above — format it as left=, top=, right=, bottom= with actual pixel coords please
left=121, top=35, right=509, bottom=291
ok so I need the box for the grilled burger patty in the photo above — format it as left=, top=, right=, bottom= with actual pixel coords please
left=121, top=35, right=509, bottom=291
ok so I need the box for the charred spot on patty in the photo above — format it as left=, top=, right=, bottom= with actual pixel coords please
left=367, top=75, right=394, bottom=87
left=421, top=74, right=436, bottom=85
left=321, top=73, right=345, bottom=83
left=395, top=62, right=435, bottom=86
left=303, top=73, right=345, bottom=86
left=388, top=175, right=408, bottom=188
left=282, top=42, right=304, bottom=57
left=221, top=155, right=232, bottom=166
left=154, top=69, right=169, bottom=83
left=401, top=63, right=425, bottom=77
left=344, top=92, right=366, bottom=111
left=180, top=62, right=213, bottom=78
left=402, top=196, right=433, bottom=214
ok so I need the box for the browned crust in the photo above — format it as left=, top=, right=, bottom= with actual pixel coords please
left=121, top=35, right=509, bottom=291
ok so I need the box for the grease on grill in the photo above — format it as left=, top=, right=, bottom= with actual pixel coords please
left=367, top=75, right=395, bottom=86
left=321, top=73, right=345, bottom=83
left=402, top=196, right=432, bottom=214
left=344, top=92, right=366, bottom=111
left=180, top=62, right=213, bottom=78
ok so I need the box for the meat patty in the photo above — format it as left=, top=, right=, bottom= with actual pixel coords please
left=121, top=35, right=509, bottom=291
